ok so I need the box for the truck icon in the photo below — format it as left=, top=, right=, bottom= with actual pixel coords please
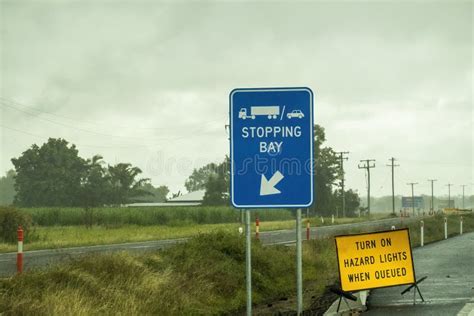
left=239, top=106, right=280, bottom=120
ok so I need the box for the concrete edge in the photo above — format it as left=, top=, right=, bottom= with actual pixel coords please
left=323, top=290, right=370, bottom=316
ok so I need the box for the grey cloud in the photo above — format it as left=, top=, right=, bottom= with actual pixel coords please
left=0, top=0, right=472, bottom=195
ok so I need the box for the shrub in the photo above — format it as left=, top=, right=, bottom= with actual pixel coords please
left=0, top=206, right=33, bottom=243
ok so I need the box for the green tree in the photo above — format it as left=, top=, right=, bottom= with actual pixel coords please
left=11, top=138, right=86, bottom=206
left=187, top=157, right=229, bottom=206
left=107, top=163, right=151, bottom=205
left=311, top=125, right=340, bottom=216
left=135, top=183, right=170, bottom=203
left=79, top=155, right=110, bottom=227
left=80, top=155, right=110, bottom=208
left=0, top=170, right=16, bottom=205
left=334, top=188, right=361, bottom=217
left=202, top=174, right=228, bottom=206
left=184, top=163, right=220, bottom=192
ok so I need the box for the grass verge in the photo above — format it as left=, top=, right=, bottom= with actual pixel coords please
left=0, top=214, right=390, bottom=253
left=0, top=231, right=337, bottom=315
left=0, top=214, right=471, bottom=314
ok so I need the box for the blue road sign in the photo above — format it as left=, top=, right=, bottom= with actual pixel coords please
left=402, top=196, right=424, bottom=209
left=230, top=87, right=314, bottom=208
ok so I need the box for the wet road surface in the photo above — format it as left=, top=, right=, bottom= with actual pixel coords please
left=366, top=232, right=474, bottom=316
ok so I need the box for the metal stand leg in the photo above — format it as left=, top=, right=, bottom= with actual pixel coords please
left=416, top=285, right=425, bottom=302
left=401, top=276, right=427, bottom=305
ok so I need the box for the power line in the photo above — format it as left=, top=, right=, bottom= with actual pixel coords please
left=1, top=101, right=164, bottom=141
left=0, top=96, right=226, bottom=132
left=406, top=182, right=418, bottom=217
left=0, top=99, right=223, bottom=142
left=335, top=151, right=349, bottom=218
left=1, top=102, right=222, bottom=145
left=0, top=124, right=148, bottom=149
left=386, top=157, right=400, bottom=215
left=358, top=159, right=375, bottom=215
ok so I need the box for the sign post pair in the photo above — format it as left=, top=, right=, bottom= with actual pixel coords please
left=229, top=87, right=314, bottom=315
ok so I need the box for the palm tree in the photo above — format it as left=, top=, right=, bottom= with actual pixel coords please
left=108, top=163, right=150, bottom=205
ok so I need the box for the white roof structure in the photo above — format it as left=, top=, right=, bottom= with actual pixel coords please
left=125, top=190, right=205, bottom=207
left=167, top=190, right=205, bottom=203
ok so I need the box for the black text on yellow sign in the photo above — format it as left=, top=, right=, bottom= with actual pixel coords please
left=335, top=229, right=415, bottom=292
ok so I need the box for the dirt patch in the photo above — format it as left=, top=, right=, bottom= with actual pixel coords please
left=251, top=284, right=339, bottom=315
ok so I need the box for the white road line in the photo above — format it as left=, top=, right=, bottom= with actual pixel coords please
left=457, top=297, right=474, bottom=316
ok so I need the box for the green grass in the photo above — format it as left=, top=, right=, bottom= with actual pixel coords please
left=404, top=213, right=474, bottom=247
left=0, top=215, right=471, bottom=314
left=21, top=206, right=295, bottom=227
left=0, top=231, right=338, bottom=315
left=0, top=213, right=390, bottom=253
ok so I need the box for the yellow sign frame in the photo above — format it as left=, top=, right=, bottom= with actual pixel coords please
left=335, top=228, right=416, bottom=292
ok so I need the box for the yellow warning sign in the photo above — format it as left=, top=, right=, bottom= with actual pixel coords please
left=335, top=229, right=415, bottom=292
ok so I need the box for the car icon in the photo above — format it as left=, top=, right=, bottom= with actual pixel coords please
left=287, top=110, right=304, bottom=119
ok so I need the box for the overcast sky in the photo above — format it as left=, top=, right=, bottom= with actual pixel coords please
left=0, top=0, right=472, bottom=198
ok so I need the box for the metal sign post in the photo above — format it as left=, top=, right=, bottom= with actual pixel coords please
left=230, top=87, right=314, bottom=315
left=296, top=208, right=303, bottom=314
left=245, top=209, right=252, bottom=316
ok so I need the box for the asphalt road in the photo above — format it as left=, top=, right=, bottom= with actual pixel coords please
left=366, top=232, right=474, bottom=316
left=0, top=216, right=416, bottom=277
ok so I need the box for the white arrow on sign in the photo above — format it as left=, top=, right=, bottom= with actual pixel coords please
left=260, top=171, right=284, bottom=196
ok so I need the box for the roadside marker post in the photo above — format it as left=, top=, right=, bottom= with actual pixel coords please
left=17, top=226, right=23, bottom=273
left=420, top=221, right=424, bottom=247
left=444, top=217, right=448, bottom=240
left=255, top=216, right=260, bottom=240
left=306, top=219, right=310, bottom=241
left=230, top=87, right=314, bottom=315
left=460, top=216, right=463, bottom=235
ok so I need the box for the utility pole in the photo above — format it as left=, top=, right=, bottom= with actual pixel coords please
left=446, top=183, right=453, bottom=208
left=358, top=159, right=375, bottom=216
left=386, top=158, right=399, bottom=216
left=407, top=183, right=418, bottom=217
left=460, top=184, right=466, bottom=209
left=428, top=179, right=437, bottom=213
left=336, top=151, right=349, bottom=217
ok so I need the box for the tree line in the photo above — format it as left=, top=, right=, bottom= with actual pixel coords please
left=7, top=138, right=166, bottom=207
left=3, top=124, right=361, bottom=215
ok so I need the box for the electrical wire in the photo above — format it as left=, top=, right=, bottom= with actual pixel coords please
left=0, top=96, right=227, bottom=132
left=0, top=99, right=223, bottom=143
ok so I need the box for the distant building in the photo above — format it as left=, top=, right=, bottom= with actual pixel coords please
left=166, top=190, right=205, bottom=205
left=125, top=190, right=205, bottom=207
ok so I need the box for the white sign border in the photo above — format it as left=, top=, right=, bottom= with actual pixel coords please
left=229, top=87, right=314, bottom=208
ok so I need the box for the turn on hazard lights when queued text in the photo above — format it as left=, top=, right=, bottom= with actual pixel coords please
left=335, top=229, right=416, bottom=292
